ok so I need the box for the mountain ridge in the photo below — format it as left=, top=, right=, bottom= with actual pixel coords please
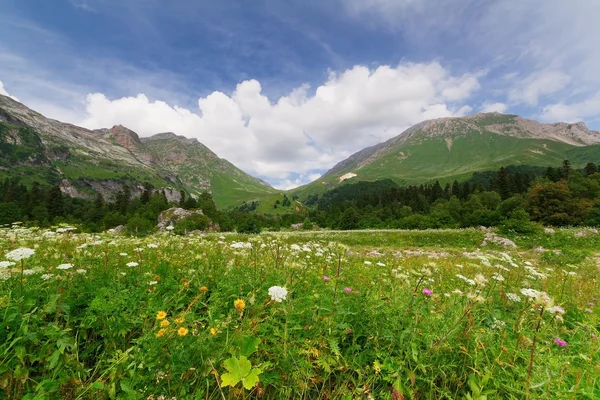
left=0, top=94, right=275, bottom=208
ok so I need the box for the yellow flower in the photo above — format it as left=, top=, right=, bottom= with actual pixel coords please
left=156, top=329, right=166, bottom=338
left=210, top=328, right=217, bottom=336
left=156, top=311, right=167, bottom=320
left=178, top=327, right=189, bottom=336
left=234, top=299, right=246, bottom=313
left=160, top=319, right=170, bottom=327
left=175, top=316, right=185, bottom=324
left=200, top=286, right=208, bottom=292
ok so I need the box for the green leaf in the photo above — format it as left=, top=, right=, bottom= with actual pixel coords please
left=237, top=336, right=260, bottom=357
left=221, top=356, right=261, bottom=390
left=242, top=367, right=261, bottom=390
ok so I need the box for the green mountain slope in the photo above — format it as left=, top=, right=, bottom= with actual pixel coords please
left=291, top=113, right=600, bottom=199
left=0, top=94, right=275, bottom=208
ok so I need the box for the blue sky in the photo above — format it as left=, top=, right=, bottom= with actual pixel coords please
left=1, top=0, right=599, bottom=188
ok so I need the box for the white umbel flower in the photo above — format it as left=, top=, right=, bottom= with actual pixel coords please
left=268, top=286, right=288, bottom=302
left=57, top=263, right=73, bottom=270
left=126, top=262, right=139, bottom=267
left=5, top=248, right=35, bottom=262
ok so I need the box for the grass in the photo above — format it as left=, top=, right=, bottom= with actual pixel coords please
left=0, top=227, right=599, bottom=399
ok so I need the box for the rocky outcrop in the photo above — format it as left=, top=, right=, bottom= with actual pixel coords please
left=157, top=207, right=204, bottom=231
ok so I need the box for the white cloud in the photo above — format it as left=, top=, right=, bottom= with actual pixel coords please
left=0, top=80, right=19, bottom=102
left=480, top=102, right=507, bottom=113
left=508, top=70, right=571, bottom=106
left=79, top=61, right=480, bottom=185
left=539, top=92, right=600, bottom=122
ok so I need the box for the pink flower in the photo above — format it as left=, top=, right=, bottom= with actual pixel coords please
left=553, top=338, right=567, bottom=347
left=594, top=297, right=598, bottom=301
left=422, top=288, right=432, bottom=296
left=585, top=308, right=593, bottom=313
left=344, top=287, right=352, bottom=293
left=322, top=276, right=330, bottom=282
left=588, top=302, right=595, bottom=307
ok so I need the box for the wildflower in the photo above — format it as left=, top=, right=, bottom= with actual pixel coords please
left=0, top=261, right=15, bottom=269
left=210, top=328, right=217, bottom=335
left=492, top=273, right=505, bottom=282
left=156, top=311, right=167, bottom=320
left=553, top=338, right=567, bottom=347
left=344, top=287, right=352, bottom=293
left=322, top=275, right=330, bottom=281
left=166, top=225, right=174, bottom=231
left=160, top=319, right=170, bottom=328
left=234, top=299, right=246, bottom=313
left=41, top=273, right=54, bottom=280
left=492, top=318, right=506, bottom=330
left=200, top=286, right=208, bottom=292
left=376, top=262, right=385, bottom=267
left=546, top=306, right=565, bottom=315
left=588, top=302, right=595, bottom=307
left=119, top=253, right=128, bottom=257
left=585, top=308, right=593, bottom=313
left=57, top=263, right=73, bottom=270
left=452, top=289, right=463, bottom=295
left=175, top=316, right=185, bottom=324
left=5, top=247, right=35, bottom=262
left=23, top=269, right=35, bottom=275
left=126, top=262, right=139, bottom=267
left=76, top=269, right=87, bottom=274
left=156, top=329, right=166, bottom=338
left=422, top=288, right=433, bottom=296
left=268, top=286, right=288, bottom=302
left=474, top=273, right=488, bottom=287
left=148, top=281, right=158, bottom=286
left=177, top=327, right=189, bottom=337
left=364, top=261, right=372, bottom=265
left=147, top=243, right=158, bottom=248
left=506, top=293, right=522, bottom=302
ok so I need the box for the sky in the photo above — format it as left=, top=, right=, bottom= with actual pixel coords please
left=1, top=0, right=600, bottom=189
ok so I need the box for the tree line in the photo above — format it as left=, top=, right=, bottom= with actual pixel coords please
left=1, top=160, right=600, bottom=234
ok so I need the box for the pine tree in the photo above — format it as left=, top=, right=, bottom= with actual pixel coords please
left=584, top=162, right=597, bottom=177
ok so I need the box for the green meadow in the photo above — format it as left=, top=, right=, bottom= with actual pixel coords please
left=0, top=227, right=599, bottom=399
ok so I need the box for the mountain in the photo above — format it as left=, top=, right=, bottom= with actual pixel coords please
left=0, top=94, right=276, bottom=208
left=291, top=112, right=600, bottom=198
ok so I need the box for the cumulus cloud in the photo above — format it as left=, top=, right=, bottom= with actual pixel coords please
left=0, top=80, right=19, bottom=101
left=539, top=92, right=600, bottom=122
left=480, top=102, right=508, bottom=113
left=508, top=70, right=571, bottom=106
left=80, top=61, right=480, bottom=186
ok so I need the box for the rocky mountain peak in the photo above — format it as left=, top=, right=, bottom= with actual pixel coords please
left=142, top=132, right=200, bottom=146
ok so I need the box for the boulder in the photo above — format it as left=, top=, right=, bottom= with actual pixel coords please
left=157, top=207, right=204, bottom=231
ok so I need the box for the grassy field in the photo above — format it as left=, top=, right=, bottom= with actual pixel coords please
left=1, top=227, right=599, bottom=399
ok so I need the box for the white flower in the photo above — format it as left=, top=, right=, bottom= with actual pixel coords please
left=376, top=262, right=386, bottom=267
left=474, top=273, right=488, bottom=287
left=119, top=253, right=128, bottom=257
left=492, top=318, right=506, bottom=330
left=147, top=243, right=158, bottom=248
left=364, top=261, right=372, bottom=265
left=230, top=242, right=251, bottom=249
left=126, top=262, right=139, bottom=267
left=134, top=247, right=143, bottom=252
left=506, top=293, right=521, bottom=302
left=546, top=305, right=565, bottom=315
left=76, top=244, right=88, bottom=250
left=520, top=288, right=552, bottom=306
left=148, top=281, right=158, bottom=286
left=5, top=247, right=35, bottom=262
left=23, top=269, right=36, bottom=275
left=290, top=244, right=301, bottom=251
left=41, top=273, right=54, bottom=280
left=268, top=286, right=288, bottom=302
left=456, top=274, right=475, bottom=286
left=0, top=261, right=15, bottom=269
left=492, top=273, right=505, bottom=282
left=452, top=289, right=463, bottom=295
left=57, top=263, right=73, bottom=270
left=166, top=225, right=174, bottom=231
left=76, top=269, right=87, bottom=274
left=0, top=271, right=10, bottom=281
